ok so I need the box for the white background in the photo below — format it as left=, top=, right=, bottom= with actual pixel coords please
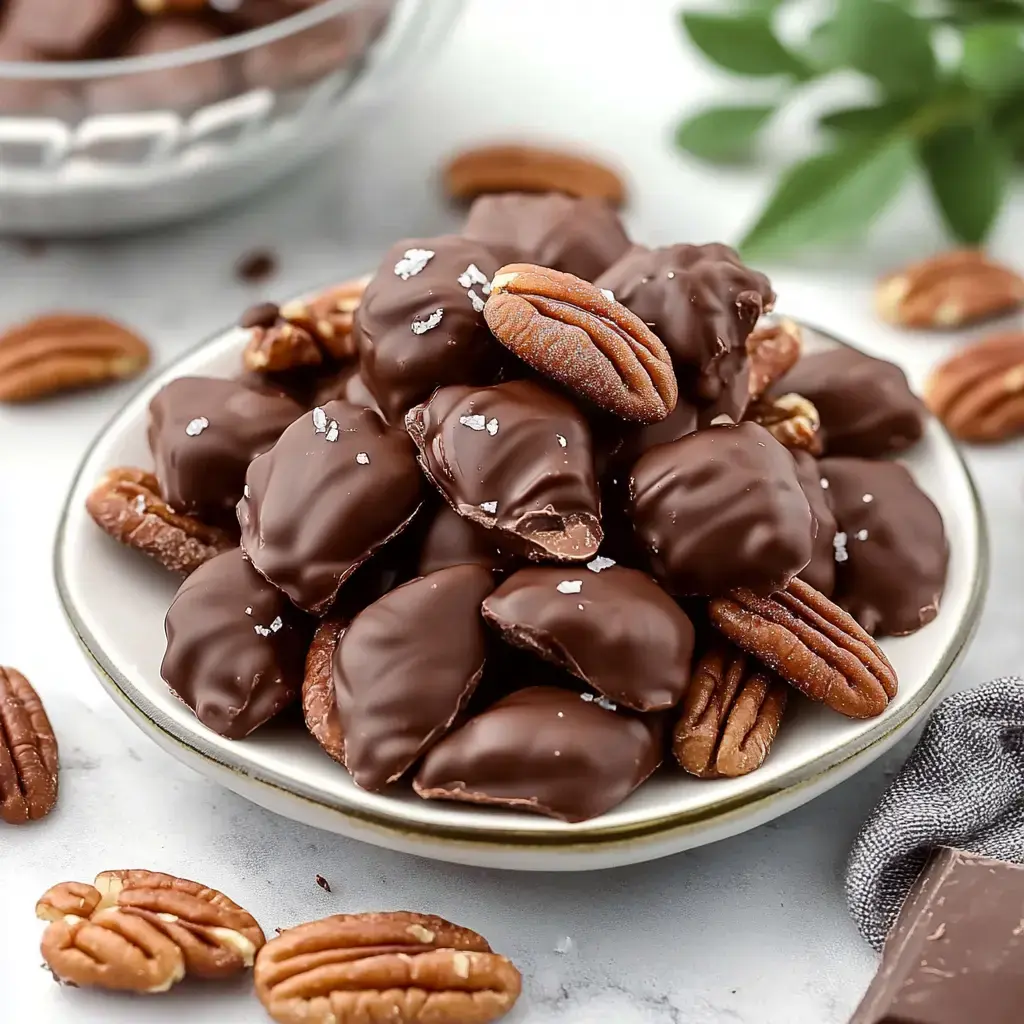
left=2, top=1, right=1023, bottom=1021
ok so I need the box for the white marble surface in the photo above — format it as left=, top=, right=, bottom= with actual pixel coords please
left=2, top=1, right=1023, bottom=1020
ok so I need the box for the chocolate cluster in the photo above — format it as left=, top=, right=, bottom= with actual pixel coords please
left=89, top=191, right=951, bottom=824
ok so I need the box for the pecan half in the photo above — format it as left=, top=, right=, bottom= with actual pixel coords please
left=85, top=467, right=234, bottom=575
left=37, top=870, right=265, bottom=989
left=282, top=275, right=371, bottom=361
left=443, top=143, right=626, bottom=205
left=924, top=332, right=1024, bottom=442
left=673, top=642, right=788, bottom=778
left=485, top=263, right=678, bottom=423
left=708, top=578, right=897, bottom=719
left=747, top=317, right=802, bottom=399
left=254, top=911, right=522, bottom=1024
left=302, top=619, right=345, bottom=764
left=746, top=392, right=822, bottom=454
left=876, top=250, right=1024, bottom=329
left=0, top=313, right=150, bottom=403
left=0, top=667, right=58, bottom=825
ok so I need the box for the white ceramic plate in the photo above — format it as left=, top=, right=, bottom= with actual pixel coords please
left=55, top=317, right=987, bottom=871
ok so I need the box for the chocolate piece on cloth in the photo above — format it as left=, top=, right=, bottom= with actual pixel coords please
left=162, top=548, right=308, bottom=739
left=595, top=243, right=774, bottom=403
left=354, top=236, right=505, bottom=422
left=482, top=563, right=695, bottom=711
left=821, top=458, right=948, bottom=637
left=148, top=376, right=302, bottom=520
left=413, top=686, right=662, bottom=822
left=406, top=379, right=603, bottom=562
left=848, top=848, right=1024, bottom=1024
left=239, top=400, right=422, bottom=614
left=628, top=421, right=813, bottom=596
left=462, top=193, right=631, bottom=282
left=792, top=450, right=836, bottom=597
left=333, top=565, right=495, bottom=791
left=771, top=348, right=925, bottom=458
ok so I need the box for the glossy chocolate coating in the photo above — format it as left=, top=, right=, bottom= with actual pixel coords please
left=771, top=348, right=925, bottom=457
left=406, top=379, right=603, bottom=562
left=462, top=193, right=631, bottom=282
left=148, top=376, right=303, bottom=520
left=354, top=235, right=505, bottom=422
left=238, top=400, right=422, bottom=614
left=792, top=450, right=836, bottom=597
left=414, top=686, right=662, bottom=822
left=333, top=565, right=494, bottom=791
left=4, top=0, right=123, bottom=59
left=849, top=848, right=1024, bottom=1024
left=696, top=360, right=751, bottom=427
left=605, top=396, right=700, bottom=471
left=483, top=564, right=695, bottom=711
left=596, top=243, right=773, bottom=402
left=819, top=457, right=948, bottom=636
left=629, top=421, right=813, bottom=596
left=162, top=548, right=307, bottom=739
left=417, top=502, right=519, bottom=577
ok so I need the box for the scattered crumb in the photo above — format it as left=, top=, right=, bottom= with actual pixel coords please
left=315, top=875, right=331, bottom=893
left=235, top=248, right=278, bottom=285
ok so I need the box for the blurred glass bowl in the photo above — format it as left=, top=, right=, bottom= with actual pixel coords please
left=0, top=0, right=463, bottom=236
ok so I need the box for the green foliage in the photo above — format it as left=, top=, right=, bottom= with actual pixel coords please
left=676, top=1, right=1024, bottom=256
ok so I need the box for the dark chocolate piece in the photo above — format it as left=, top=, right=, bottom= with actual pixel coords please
left=462, top=193, right=631, bottom=282
left=238, top=400, right=422, bottom=614
left=333, top=565, right=494, bottom=791
left=161, top=548, right=307, bottom=739
left=628, top=421, right=813, bottom=596
left=696, top=360, right=751, bottom=427
left=482, top=563, right=695, bottom=711
left=148, top=376, right=303, bottom=520
left=792, top=450, right=836, bottom=597
left=849, top=848, right=1024, bottom=1024
left=354, top=235, right=507, bottom=423
left=603, top=394, right=700, bottom=471
left=414, top=686, right=661, bottom=822
left=406, top=379, right=603, bottom=562
left=596, top=243, right=773, bottom=403
left=235, top=248, right=278, bottom=285
left=417, top=502, right=518, bottom=577
left=819, top=457, right=948, bottom=636
left=771, top=348, right=925, bottom=457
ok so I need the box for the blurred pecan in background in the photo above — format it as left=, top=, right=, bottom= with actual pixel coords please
left=747, top=317, right=802, bottom=399
left=0, top=667, right=58, bottom=825
left=747, top=392, right=822, bottom=454
left=876, top=250, right=1024, bottom=329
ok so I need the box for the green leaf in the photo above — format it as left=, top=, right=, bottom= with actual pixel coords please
left=919, top=122, right=1009, bottom=243
left=739, top=137, right=916, bottom=258
left=675, top=104, right=776, bottom=163
left=962, top=23, right=1024, bottom=95
left=681, top=12, right=809, bottom=77
left=827, top=0, right=938, bottom=95
left=818, top=99, right=919, bottom=139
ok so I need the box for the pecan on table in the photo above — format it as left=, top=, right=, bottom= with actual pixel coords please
left=709, top=578, right=897, bottom=719
left=86, top=467, right=234, bottom=575
left=746, top=316, right=802, bottom=399
left=746, top=392, right=822, bottom=454
left=0, top=667, right=58, bottom=825
left=485, top=263, right=678, bottom=423
left=673, top=641, right=788, bottom=778
left=254, top=911, right=522, bottom=1024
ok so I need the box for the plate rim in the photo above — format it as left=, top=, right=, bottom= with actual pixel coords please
left=53, top=313, right=990, bottom=852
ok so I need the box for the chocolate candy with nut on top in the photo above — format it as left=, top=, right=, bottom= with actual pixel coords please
left=596, top=243, right=774, bottom=403
left=819, top=457, right=948, bottom=636
left=238, top=400, right=422, bottom=614
left=406, top=379, right=603, bottom=562
left=162, top=548, right=307, bottom=739
left=353, top=235, right=505, bottom=423
left=148, top=376, right=303, bottom=520
left=770, top=348, right=925, bottom=457
left=482, top=563, right=695, bottom=711
left=629, top=421, right=813, bottom=596
left=792, top=450, right=836, bottom=597
left=462, top=192, right=631, bottom=282
left=414, top=686, right=662, bottom=822
left=333, top=565, right=495, bottom=791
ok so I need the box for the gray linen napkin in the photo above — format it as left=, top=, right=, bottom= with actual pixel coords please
left=845, top=675, right=1024, bottom=950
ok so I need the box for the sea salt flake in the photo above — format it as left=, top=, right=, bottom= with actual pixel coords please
left=325, top=421, right=339, bottom=443
left=862, top=493, right=874, bottom=503
left=467, top=289, right=486, bottom=313
left=185, top=416, right=209, bottom=437
left=355, top=452, right=370, bottom=465
left=485, top=418, right=499, bottom=436
left=394, top=248, right=434, bottom=279
left=554, top=936, right=575, bottom=955
left=556, top=580, right=583, bottom=595
left=459, top=414, right=487, bottom=431
left=411, top=308, right=444, bottom=335
left=254, top=624, right=272, bottom=637
left=556, top=434, right=567, bottom=447
left=133, top=495, right=147, bottom=514
left=600, top=288, right=615, bottom=301
left=244, top=484, right=250, bottom=498
left=269, top=616, right=283, bottom=633
left=457, top=263, right=490, bottom=290
left=480, top=500, right=498, bottom=514
left=244, top=607, right=252, bottom=616
left=581, top=692, right=617, bottom=711
left=578, top=603, right=585, bottom=611
left=820, top=478, right=830, bottom=490
left=855, top=528, right=869, bottom=541
left=587, top=555, right=616, bottom=573
left=666, top=271, right=676, bottom=279
left=833, top=531, right=849, bottom=563
left=312, top=407, right=328, bottom=434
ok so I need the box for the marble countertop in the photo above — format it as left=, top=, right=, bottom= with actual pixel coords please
left=2, top=1, right=1022, bottom=1020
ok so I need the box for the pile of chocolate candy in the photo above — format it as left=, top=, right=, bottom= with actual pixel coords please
left=87, top=192, right=949, bottom=823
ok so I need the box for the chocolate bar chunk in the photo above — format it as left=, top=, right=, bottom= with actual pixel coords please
left=849, top=848, right=1024, bottom=1024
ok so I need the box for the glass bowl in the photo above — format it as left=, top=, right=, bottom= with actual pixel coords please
left=0, top=0, right=463, bottom=236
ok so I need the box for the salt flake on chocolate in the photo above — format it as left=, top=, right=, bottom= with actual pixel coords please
left=468, top=289, right=486, bottom=313
left=862, top=493, right=874, bottom=503
left=269, top=615, right=283, bottom=633
left=459, top=414, right=486, bottom=431
left=580, top=692, right=617, bottom=711
left=833, top=531, right=849, bottom=563
left=411, top=308, right=444, bottom=335
left=557, top=580, right=583, bottom=594
left=325, top=421, right=339, bottom=443
left=355, top=452, right=370, bottom=465
left=485, top=418, right=499, bottom=436
left=556, top=434, right=567, bottom=447
left=394, top=248, right=435, bottom=280
left=855, top=528, right=869, bottom=541
left=480, top=500, right=498, bottom=514
left=185, top=416, right=209, bottom=437
left=586, top=556, right=616, bottom=573
left=458, top=263, right=491, bottom=290
left=312, top=407, right=328, bottom=434
left=254, top=624, right=272, bottom=637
